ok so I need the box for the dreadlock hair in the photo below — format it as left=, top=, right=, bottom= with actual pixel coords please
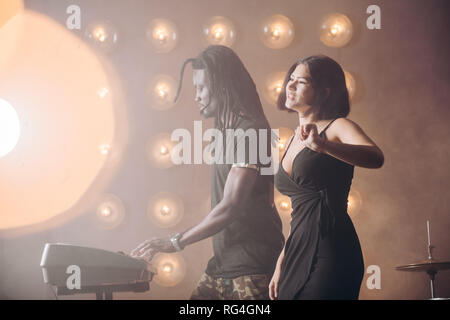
left=174, top=45, right=269, bottom=130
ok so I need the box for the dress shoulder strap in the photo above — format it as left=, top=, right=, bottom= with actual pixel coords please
left=280, top=134, right=295, bottom=162
left=319, top=118, right=338, bottom=135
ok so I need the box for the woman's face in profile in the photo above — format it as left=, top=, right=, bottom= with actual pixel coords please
left=285, top=64, right=315, bottom=112
left=193, top=69, right=219, bottom=119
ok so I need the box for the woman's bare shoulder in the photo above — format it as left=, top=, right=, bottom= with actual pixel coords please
left=327, top=118, right=363, bottom=142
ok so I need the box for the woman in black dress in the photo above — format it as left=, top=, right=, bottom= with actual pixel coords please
left=269, top=55, right=384, bottom=300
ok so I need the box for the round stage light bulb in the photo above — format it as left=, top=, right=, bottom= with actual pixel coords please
left=147, top=133, right=176, bottom=169
left=148, top=192, right=184, bottom=228
left=319, top=13, right=353, bottom=48
left=85, top=22, right=119, bottom=52
left=0, top=98, right=20, bottom=158
left=99, top=143, right=111, bottom=155
left=146, top=18, right=178, bottom=53
left=101, top=206, right=112, bottom=217
left=159, top=145, right=169, bottom=155
left=344, top=70, right=356, bottom=100
left=160, top=204, right=171, bottom=216
left=95, top=194, right=126, bottom=230
left=203, top=16, right=236, bottom=47
left=162, top=263, right=173, bottom=273
left=280, top=200, right=290, bottom=210
left=148, top=74, right=177, bottom=111
left=347, top=189, right=362, bottom=218
left=260, top=14, right=295, bottom=49
left=263, top=71, right=286, bottom=105
left=153, top=253, right=186, bottom=287
left=94, top=28, right=106, bottom=42
left=97, top=87, right=109, bottom=99
left=275, top=192, right=292, bottom=216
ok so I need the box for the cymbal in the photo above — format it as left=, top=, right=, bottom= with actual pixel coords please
left=396, top=260, right=450, bottom=272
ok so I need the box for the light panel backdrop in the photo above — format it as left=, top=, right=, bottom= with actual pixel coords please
left=0, top=0, right=449, bottom=299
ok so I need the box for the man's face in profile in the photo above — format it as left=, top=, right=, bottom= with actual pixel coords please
left=193, top=69, right=219, bottom=119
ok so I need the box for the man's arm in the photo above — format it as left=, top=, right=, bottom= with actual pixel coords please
left=130, top=167, right=259, bottom=259
left=178, top=167, right=258, bottom=248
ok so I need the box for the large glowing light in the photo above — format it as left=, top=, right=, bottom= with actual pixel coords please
left=0, top=10, right=127, bottom=233
left=0, top=98, right=20, bottom=157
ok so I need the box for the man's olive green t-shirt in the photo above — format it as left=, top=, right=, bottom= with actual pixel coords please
left=205, top=117, right=285, bottom=279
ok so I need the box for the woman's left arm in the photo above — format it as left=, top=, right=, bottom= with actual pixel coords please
left=320, top=118, right=384, bottom=169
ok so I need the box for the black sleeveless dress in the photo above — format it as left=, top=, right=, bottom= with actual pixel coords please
left=275, top=119, right=364, bottom=300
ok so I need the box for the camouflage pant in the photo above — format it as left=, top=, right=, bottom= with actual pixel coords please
left=190, top=273, right=270, bottom=300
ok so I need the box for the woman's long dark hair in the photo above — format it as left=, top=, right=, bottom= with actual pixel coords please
left=277, top=55, right=350, bottom=120
left=175, top=45, right=269, bottom=130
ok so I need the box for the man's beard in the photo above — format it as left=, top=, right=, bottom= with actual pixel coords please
left=200, top=102, right=216, bottom=119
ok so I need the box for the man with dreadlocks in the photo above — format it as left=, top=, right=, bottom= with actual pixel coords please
left=131, top=45, right=284, bottom=300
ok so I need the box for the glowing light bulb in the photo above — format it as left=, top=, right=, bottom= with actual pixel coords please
left=155, top=28, right=167, bottom=43
left=148, top=192, right=184, bottom=228
left=156, top=84, right=168, bottom=100
left=148, top=75, right=176, bottom=110
left=98, top=87, right=109, bottom=99
left=271, top=26, right=282, bottom=40
left=94, top=27, right=106, bottom=42
left=203, top=16, right=236, bottom=47
left=330, top=24, right=342, bottom=36
left=99, top=143, right=111, bottom=155
left=320, top=13, right=353, bottom=48
left=347, top=189, right=362, bottom=217
left=147, top=133, right=176, bottom=169
left=162, top=263, right=173, bottom=273
left=275, top=85, right=282, bottom=94
left=85, top=22, right=119, bottom=52
left=260, top=15, right=295, bottom=49
left=275, top=190, right=292, bottom=217
left=159, top=145, right=169, bottom=155
left=264, top=72, right=286, bottom=104
left=101, top=206, right=112, bottom=217
left=280, top=201, right=290, bottom=210
left=95, top=194, right=126, bottom=229
left=0, top=98, right=20, bottom=158
left=146, top=19, right=178, bottom=53
left=153, top=253, right=186, bottom=287
left=160, top=205, right=171, bottom=216
left=213, top=27, right=225, bottom=40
